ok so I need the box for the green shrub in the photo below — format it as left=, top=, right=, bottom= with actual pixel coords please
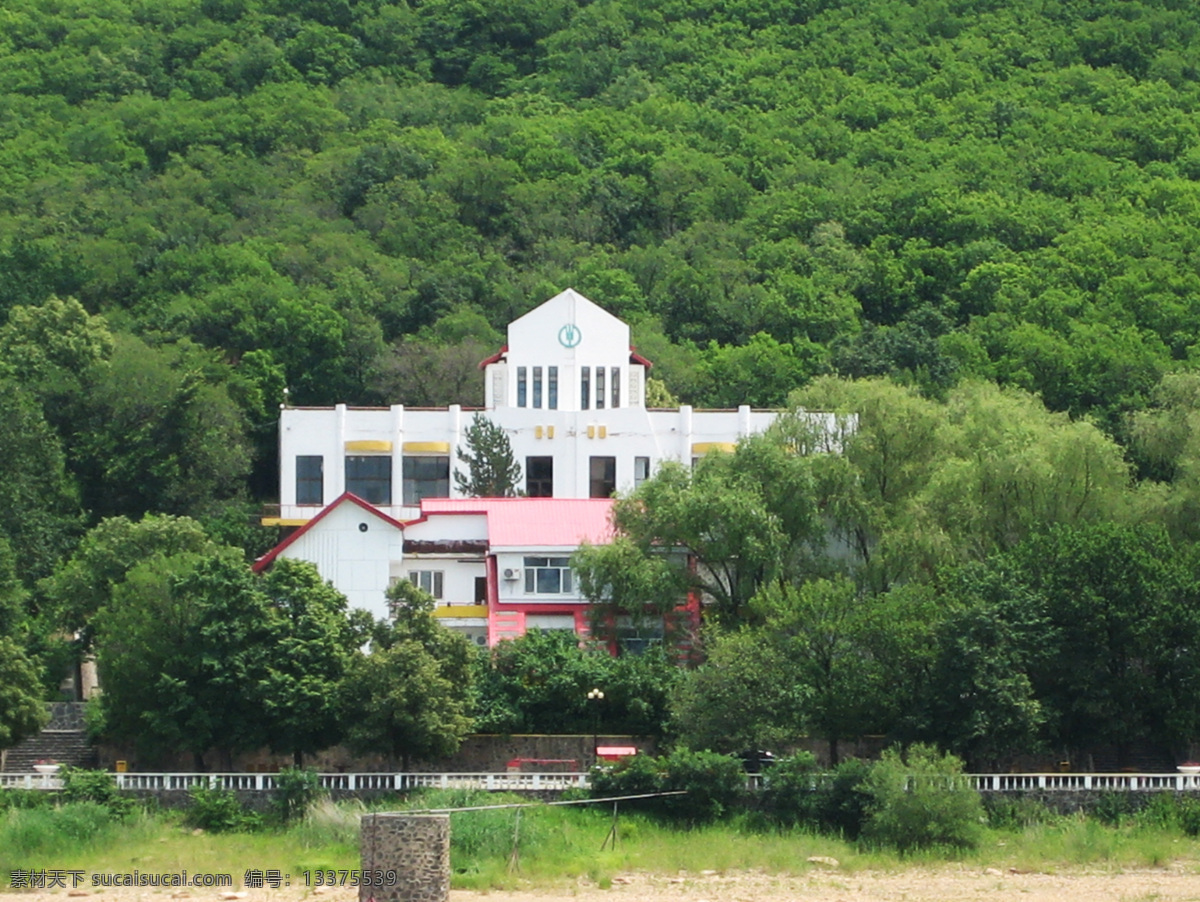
left=1091, top=791, right=1135, bottom=827
left=589, top=753, right=663, bottom=811
left=1135, top=793, right=1178, bottom=831
left=272, top=767, right=324, bottom=824
left=184, top=785, right=261, bottom=833
left=814, top=758, right=874, bottom=839
left=860, top=744, right=984, bottom=852
left=0, top=787, right=52, bottom=810
left=1178, top=796, right=1200, bottom=836
left=590, top=749, right=744, bottom=826
left=759, top=752, right=822, bottom=827
left=60, top=768, right=135, bottom=818
left=983, top=795, right=1057, bottom=829
left=658, top=748, right=745, bottom=825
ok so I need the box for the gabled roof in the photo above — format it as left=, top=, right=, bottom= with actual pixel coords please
left=477, top=344, right=508, bottom=369
left=252, top=492, right=406, bottom=572
left=418, top=498, right=614, bottom=547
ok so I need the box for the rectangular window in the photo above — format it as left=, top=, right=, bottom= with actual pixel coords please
left=517, top=367, right=527, bottom=407
left=611, top=367, right=620, bottom=409
left=345, top=455, right=391, bottom=504
left=474, top=576, right=488, bottom=604
left=526, top=456, right=553, bottom=497
left=581, top=367, right=590, bottom=410
left=533, top=366, right=543, bottom=408
left=408, top=570, right=444, bottom=599
left=523, top=556, right=573, bottom=595
left=402, top=456, right=450, bottom=505
left=634, top=456, right=650, bottom=489
left=548, top=366, right=558, bottom=409
left=596, top=367, right=606, bottom=409
left=590, top=456, right=616, bottom=498
left=296, top=455, right=323, bottom=505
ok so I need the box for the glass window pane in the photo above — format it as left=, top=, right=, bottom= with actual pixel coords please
left=525, top=456, right=553, bottom=497
left=581, top=367, right=590, bottom=410
left=297, top=455, right=323, bottom=504
left=611, top=367, right=620, bottom=408
left=548, top=366, right=558, bottom=409
left=533, top=366, right=542, bottom=408
left=537, top=568, right=561, bottom=594
left=517, top=367, right=527, bottom=407
left=403, top=456, right=450, bottom=504
left=346, top=455, right=392, bottom=504
left=596, top=367, right=605, bottom=409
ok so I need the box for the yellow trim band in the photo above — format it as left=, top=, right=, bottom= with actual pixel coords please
left=261, top=518, right=311, bottom=527
left=345, top=440, right=393, bottom=453
left=402, top=441, right=451, bottom=453
left=692, top=442, right=736, bottom=455
left=434, top=605, right=489, bottom=618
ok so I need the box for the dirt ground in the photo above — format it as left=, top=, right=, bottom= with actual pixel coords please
left=10, top=866, right=1200, bottom=902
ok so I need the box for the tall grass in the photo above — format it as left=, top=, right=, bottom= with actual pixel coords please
left=6, top=794, right=1200, bottom=891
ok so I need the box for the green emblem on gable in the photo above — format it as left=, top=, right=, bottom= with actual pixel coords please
left=558, top=324, right=582, bottom=348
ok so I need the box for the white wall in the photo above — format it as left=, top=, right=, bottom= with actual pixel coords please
left=277, top=404, right=781, bottom=520
left=279, top=503, right=403, bottom=622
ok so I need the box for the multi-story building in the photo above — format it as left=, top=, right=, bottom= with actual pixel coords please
left=266, top=288, right=779, bottom=526
left=257, top=288, right=796, bottom=641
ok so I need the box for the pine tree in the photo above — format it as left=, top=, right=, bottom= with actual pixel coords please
left=454, top=414, right=523, bottom=497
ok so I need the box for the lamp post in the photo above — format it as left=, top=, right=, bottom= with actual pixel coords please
left=587, top=687, right=604, bottom=768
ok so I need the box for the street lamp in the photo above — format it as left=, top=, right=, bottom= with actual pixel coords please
left=587, top=688, right=605, bottom=767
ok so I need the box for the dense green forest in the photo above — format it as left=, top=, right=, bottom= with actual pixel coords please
left=7, top=0, right=1200, bottom=766
left=6, top=0, right=1200, bottom=529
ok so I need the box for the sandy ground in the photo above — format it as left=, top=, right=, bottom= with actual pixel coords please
left=9, top=866, right=1200, bottom=902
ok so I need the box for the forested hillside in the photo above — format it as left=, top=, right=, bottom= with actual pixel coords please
left=3, top=0, right=1200, bottom=564
left=8, top=0, right=1200, bottom=763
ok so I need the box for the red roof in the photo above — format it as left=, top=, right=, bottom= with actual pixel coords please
left=477, top=344, right=508, bottom=369
left=629, top=346, right=653, bottom=369
left=252, top=493, right=406, bottom=572
left=418, top=498, right=614, bottom=547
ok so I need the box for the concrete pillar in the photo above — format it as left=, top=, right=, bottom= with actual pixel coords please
left=359, top=813, right=450, bottom=902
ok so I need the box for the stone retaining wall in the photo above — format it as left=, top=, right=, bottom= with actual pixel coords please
left=359, top=814, right=449, bottom=902
left=45, top=702, right=87, bottom=731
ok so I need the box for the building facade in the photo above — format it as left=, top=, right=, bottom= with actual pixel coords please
left=268, top=289, right=778, bottom=526
left=259, top=288, right=792, bottom=642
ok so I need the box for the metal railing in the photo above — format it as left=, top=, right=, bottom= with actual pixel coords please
left=4, top=770, right=1200, bottom=793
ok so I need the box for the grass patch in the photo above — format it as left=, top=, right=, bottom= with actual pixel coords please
left=6, top=795, right=1200, bottom=891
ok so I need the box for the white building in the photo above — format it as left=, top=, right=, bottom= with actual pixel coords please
left=257, top=288, right=822, bottom=641
left=255, top=494, right=617, bottom=643
left=266, top=288, right=779, bottom=526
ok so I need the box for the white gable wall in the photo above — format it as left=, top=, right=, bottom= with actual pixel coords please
left=280, top=503, right=403, bottom=621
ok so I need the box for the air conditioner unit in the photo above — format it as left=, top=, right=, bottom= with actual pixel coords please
left=502, top=567, right=521, bottom=580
